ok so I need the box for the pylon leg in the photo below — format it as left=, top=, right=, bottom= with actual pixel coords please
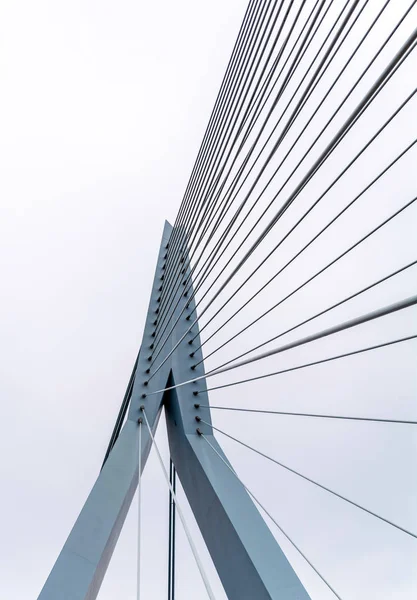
left=38, top=222, right=311, bottom=600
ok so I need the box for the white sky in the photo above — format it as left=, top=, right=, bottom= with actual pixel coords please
left=0, top=1, right=416, bottom=599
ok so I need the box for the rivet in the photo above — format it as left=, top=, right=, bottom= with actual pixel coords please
left=193, top=391, right=199, bottom=396
left=140, top=405, right=145, bottom=411
left=189, top=352, right=194, bottom=358
left=191, top=365, right=196, bottom=371
left=150, top=343, right=154, bottom=350
left=147, top=356, right=152, bottom=361
left=144, top=381, right=149, bottom=386
left=155, top=308, right=159, bottom=314
left=194, top=403, right=200, bottom=408
left=151, top=332, right=156, bottom=337
left=141, top=394, right=147, bottom=399
left=195, top=416, right=201, bottom=422
left=153, top=320, right=157, bottom=326
left=138, top=418, right=143, bottom=424
left=196, top=428, right=202, bottom=436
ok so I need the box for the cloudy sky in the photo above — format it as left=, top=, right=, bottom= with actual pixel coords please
left=0, top=1, right=416, bottom=599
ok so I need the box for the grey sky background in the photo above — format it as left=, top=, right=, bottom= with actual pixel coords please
left=0, top=1, right=416, bottom=599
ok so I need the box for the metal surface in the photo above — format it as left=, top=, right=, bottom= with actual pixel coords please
left=38, top=221, right=311, bottom=600
left=167, top=459, right=176, bottom=600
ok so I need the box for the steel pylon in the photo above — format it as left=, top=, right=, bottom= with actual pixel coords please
left=37, top=222, right=311, bottom=600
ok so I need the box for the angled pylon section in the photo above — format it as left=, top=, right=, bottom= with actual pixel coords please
left=38, top=222, right=311, bottom=600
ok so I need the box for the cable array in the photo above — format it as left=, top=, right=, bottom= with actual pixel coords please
left=197, top=418, right=417, bottom=538
left=108, top=2, right=417, bottom=598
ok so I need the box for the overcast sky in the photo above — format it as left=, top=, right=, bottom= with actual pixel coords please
left=0, top=1, right=416, bottom=599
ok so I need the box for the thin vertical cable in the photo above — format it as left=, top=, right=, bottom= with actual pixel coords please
left=142, top=410, right=216, bottom=600
left=137, top=421, right=142, bottom=600
left=168, top=460, right=177, bottom=600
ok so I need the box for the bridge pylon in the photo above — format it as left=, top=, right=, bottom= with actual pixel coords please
left=37, top=221, right=311, bottom=600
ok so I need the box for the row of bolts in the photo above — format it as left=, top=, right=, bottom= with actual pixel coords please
left=137, top=242, right=203, bottom=435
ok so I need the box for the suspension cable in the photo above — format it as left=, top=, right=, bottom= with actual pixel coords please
left=199, top=420, right=417, bottom=539
left=200, top=433, right=343, bottom=599
left=141, top=410, right=216, bottom=600
left=185, top=0, right=408, bottom=339
left=201, top=294, right=417, bottom=378
left=159, top=0, right=286, bottom=310
left=191, top=139, right=417, bottom=359
left=181, top=0, right=356, bottom=300
left=149, top=186, right=417, bottom=381
left=198, top=257, right=417, bottom=372
left=148, top=32, right=417, bottom=377
left=160, top=0, right=266, bottom=299
left=137, top=420, right=142, bottom=600
left=155, top=0, right=316, bottom=337
left=185, top=0, right=328, bottom=258
left=186, top=28, right=417, bottom=328
left=194, top=406, right=417, bottom=425
left=160, top=1, right=415, bottom=351
left=145, top=335, right=417, bottom=397
left=176, top=0, right=375, bottom=310
left=167, top=459, right=176, bottom=600
left=152, top=0, right=353, bottom=347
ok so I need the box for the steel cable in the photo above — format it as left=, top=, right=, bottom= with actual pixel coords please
left=149, top=11, right=415, bottom=369
left=148, top=61, right=417, bottom=380
left=159, top=0, right=283, bottom=310
left=179, top=0, right=394, bottom=314
left=153, top=0, right=347, bottom=344
left=156, top=0, right=307, bottom=331
left=200, top=433, right=344, bottom=599
left=194, top=405, right=417, bottom=425
left=146, top=335, right=417, bottom=397
left=186, top=21, right=417, bottom=328
left=199, top=420, right=417, bottom=539
left=190, top=139, right=417, bottom=362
